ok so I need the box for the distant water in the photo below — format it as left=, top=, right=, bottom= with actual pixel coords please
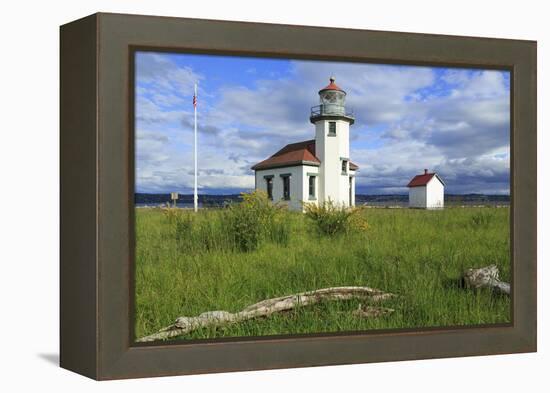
left=135, top=200, right=509, bottom=209
left=135, top=202, right=205, bottom=209
left=360, top=201, right=509, bottom=208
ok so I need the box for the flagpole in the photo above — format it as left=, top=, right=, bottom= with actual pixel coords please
left=193, top=83, right=198, bottom=213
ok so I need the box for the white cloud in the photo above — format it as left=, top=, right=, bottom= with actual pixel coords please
left=136, top=52, right=202, bottom=100
left=134, top=55, right=510, bottom=195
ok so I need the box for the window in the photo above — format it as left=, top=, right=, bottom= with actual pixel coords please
left=266, top=177, right=273, bottom=200
left=324, top=92, right=337, bottom=103
left=308, top=176, right=316, bottom=199
left=328, top=121, right=336, bottom=136
left=342, top=160, right=348, bottom=174
left=282, top=175, right=291, bottom=200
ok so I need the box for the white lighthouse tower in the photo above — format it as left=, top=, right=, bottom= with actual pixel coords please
left=310, top=77, right=356, bottom=206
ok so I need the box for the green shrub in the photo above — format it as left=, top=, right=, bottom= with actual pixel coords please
left=303, top=199, right=357, bottom=236
left=225, top=205, right=262, bottom=252
left=225, top=190, right=288, bottom=252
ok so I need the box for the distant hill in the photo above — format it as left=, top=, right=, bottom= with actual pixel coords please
left=444, top=194, right=510, bottom=203
left=135, top=193, right=241, bottom=207
left=135, top=193, right=510, bottom=207
left=356, top=194, right=509, bottom=203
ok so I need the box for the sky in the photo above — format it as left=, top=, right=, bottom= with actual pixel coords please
left=135, top=51, right=510, bottom=195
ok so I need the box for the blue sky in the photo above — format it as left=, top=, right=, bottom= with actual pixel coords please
left=135, top=51, right=510, bottom=195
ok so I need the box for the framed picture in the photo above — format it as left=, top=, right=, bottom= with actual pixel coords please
left=60, top=13, right=536, bottom=380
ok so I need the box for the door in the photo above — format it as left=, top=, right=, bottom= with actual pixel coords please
left=349, top=176, right=352, bottom=206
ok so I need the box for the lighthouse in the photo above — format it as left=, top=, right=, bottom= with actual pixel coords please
left=252, top=77, right=358, bottom=210
left=310, top=76, right=356, bottom=207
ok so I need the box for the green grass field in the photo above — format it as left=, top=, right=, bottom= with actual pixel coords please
left=135, top=200, right=510, bottom=342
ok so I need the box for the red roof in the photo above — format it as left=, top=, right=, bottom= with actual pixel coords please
left=319, top=76, right=344, bottom=93
left=251, top=140, right=320, bottom=170
left=251, top=140, right=359, bottom=171
left=407, top=170, right=444, bottom=187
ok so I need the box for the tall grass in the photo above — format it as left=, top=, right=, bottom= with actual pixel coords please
left=470, top=210, right=495, bottom=228
left=135, top=203, right=510, bottom=341
left=163, top=190, right=290, bottom=253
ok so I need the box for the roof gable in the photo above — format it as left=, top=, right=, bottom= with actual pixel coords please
left=407, top=172, right=445, bottom=187
left=251, top=140, right=320, bottom=170
left=251, top=139, right=359, bottom=171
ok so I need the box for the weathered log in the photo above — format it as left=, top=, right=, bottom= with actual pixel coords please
left=137, top=286, right=395, bottom=342
left=463, top=265, right=510, bottom=295
left=352, top=304, right=394, bottom=318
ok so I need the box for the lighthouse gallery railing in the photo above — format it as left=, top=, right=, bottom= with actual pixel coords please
left=310, top=104, right=354, bottom=118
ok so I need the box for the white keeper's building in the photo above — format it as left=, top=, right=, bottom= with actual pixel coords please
left=252, top=77, right=358, bottom=211
left=407, top=169, right=445, bottom=209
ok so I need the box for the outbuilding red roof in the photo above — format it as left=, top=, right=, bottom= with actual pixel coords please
left=407, top=170, right=444, bottom=187
left=251, top=139, right=359, bottom=171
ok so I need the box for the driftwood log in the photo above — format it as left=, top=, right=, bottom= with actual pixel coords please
left=352, top=305, right=394, bottom=318
left=137, top=286, right=395, bottom=342
left=463, top=265, right=510, bottom=295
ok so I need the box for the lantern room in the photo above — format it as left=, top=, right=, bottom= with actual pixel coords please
left=310, top=77, right=354, bottom=124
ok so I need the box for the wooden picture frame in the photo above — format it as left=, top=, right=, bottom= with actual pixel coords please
left=60, top=12, right=536, bottom=380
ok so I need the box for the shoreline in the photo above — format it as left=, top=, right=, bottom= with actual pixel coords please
left=135, top=203, right=511, bottom=209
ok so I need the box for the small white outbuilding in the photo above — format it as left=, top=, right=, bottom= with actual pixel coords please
left=407, top=169, right=445, bottom=209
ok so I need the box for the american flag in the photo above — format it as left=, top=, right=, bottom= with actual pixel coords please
left=193, top=94, right=197, bottom=108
